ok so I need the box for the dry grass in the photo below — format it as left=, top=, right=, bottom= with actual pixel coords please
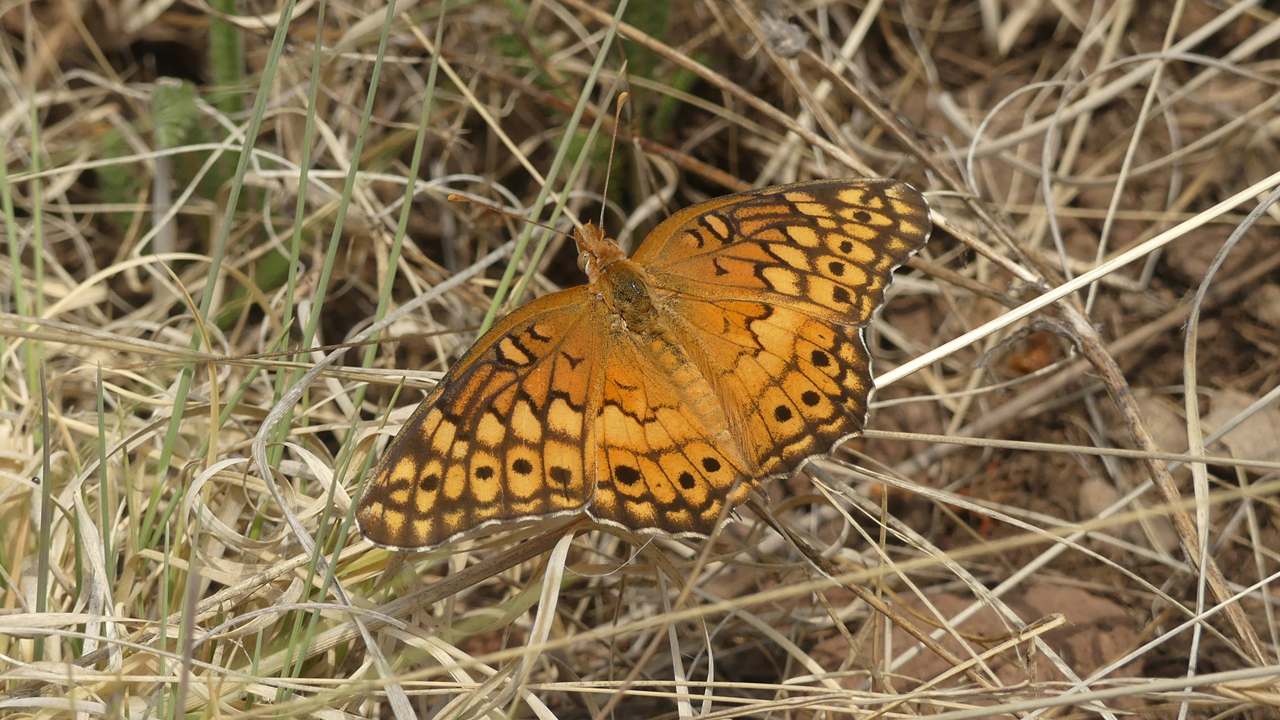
left=2, top=0, right=1280, bottom=718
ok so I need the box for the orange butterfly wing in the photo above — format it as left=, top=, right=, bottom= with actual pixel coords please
left=356, top=288, right=606, bottom=550
left=632, top=180, right=931, bottom=479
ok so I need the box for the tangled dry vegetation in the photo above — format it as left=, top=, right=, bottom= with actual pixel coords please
left=2, top=0, right=1280, bottom=717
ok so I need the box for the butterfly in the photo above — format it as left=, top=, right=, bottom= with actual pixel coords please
left=356, top=180, right=931, bottom=551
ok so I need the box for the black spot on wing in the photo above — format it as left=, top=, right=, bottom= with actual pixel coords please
left=615, top=465, right=642, bottom=486
left=550, top=466, right=572, bottom=485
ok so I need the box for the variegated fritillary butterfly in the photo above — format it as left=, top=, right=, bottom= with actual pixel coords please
left=356, top=180, right=931, bottom=551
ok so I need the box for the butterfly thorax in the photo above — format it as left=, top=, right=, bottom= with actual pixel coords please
left=599, top=260, right=661, bottom=333
left=577, top=223, right=677, bottom=347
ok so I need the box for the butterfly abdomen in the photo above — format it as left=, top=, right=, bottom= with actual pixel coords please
left=599, top=260, right=729, bottom=425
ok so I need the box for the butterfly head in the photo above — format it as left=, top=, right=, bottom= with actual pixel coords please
left=574, top=221, right=626, bottom=281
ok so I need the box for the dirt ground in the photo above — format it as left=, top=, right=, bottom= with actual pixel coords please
left=1, top=0, right=1278, bottom=718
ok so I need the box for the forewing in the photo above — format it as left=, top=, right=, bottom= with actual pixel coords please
left=356, top=288, right=605, bottom=550
left=634, top=180, right=930, bottom=324
left=633, top=180, right=930, bottom=480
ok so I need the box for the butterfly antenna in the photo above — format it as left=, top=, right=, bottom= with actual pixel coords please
left=598, top=91, right=629, bottom=229
left=447, top=194, right=575, bottom=240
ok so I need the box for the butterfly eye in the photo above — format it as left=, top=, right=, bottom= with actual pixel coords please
left=577, top=251, right=591, bottom=274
